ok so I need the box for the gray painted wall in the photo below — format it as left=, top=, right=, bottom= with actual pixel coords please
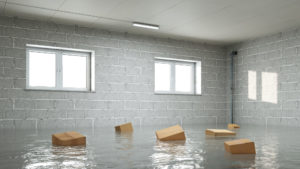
left=0, top=16, right=227, bottom=129
left=228, top=28, right=300, bottom=127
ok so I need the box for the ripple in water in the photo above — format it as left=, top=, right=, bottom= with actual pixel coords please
left=151, top=139, right=204, bottom=169
left=22, top=140, right=95, bottom=169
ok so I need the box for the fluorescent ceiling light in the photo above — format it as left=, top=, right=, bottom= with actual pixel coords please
left=132, top=22, right=159, bottom=30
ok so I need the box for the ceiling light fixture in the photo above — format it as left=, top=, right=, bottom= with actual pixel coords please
left=132, top=22, right=159, bottom=30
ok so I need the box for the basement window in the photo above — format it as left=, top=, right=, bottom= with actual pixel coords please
left=26, top=45, right=95, bottom=92
left=154, top=58, right=201, bottom=95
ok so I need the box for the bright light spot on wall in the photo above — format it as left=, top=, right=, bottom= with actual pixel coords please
left=248, top=71, right=257, bottom=100
left=262, top=72, right=278, bottom=104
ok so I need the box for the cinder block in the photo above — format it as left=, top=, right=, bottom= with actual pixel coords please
left=156, top=125, right=186, bottom=141
left=125, top=101, right=140, bottom=110
left=47, top=32, right=67, bottom=42
left=141, top=117, right=181, bottom=126
left=14, top=119, right=37, bottom=129
left=108, top=101, right=124, bottom=110
left=0, top=79, right=13, bottom=88
left=55, top=100, right=74, bottom=110
left=39, top=119, right=75, bottom=129
left=35, top=100, right=55, bottom=109
left=224, top=139, right=256, bottom=154
left=115, top=122, right=133, bottom=132
left=4, top=48, right=25, bottom=58
left=15, top=59, right=26, bottom=68
left=167, top=102, right=193, bottom=110
left=0, top=37, right=13, bottom=47
left=52, top=131, right=86, bottom=146
left=228, top=123, right=240, bottom=129
left=205, top=129, right=236, bottom=136
left=0, top=99, right=13, bottom=110
left=14, top=99, right=35, bottom=109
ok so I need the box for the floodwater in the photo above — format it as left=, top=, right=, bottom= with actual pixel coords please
left=0, top=124, right=299, bottom=169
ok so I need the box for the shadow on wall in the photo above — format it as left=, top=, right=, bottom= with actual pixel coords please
left=248, top=71, right=278, bottom=104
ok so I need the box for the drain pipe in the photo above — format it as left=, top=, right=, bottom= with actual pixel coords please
left=230, top=51, right=238, bottom=123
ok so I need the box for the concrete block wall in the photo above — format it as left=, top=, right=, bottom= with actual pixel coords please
left=227, top=28, right=300, bottom=127
left=0, top=16, right=227, bottom=129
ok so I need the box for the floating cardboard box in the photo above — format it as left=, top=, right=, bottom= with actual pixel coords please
left=115, top=122, right=133, bottom=132
left=52, top=131, right=86, bottom=146
left=228, top=123, right=240, bottom=129
left=156, top=125, right=186, bottom=141
left=224, top=139, right=256, bottom=154
left=205, top=129, right=236, bottom=136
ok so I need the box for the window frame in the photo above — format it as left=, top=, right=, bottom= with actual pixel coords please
left=154, top=57, right=201, bottom=95
left=26, top=44, right=95, bottom=92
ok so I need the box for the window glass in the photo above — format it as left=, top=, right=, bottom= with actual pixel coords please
left=26, top=46, right=94, bottom=92
left=63, top=54, right=87, bottom=89
left=29, top=51, right=56, bottom=87
left=155, top=62, right=171, bottom=92
left=175, top=64, right=193, bottom=92
left=154, top=58, right=200, bottom=95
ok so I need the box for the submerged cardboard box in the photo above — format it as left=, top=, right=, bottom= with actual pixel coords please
left=224, top=139, right=256, bottom=154
left=228, top=123, right=240, bottom=129
left=52, top=131, right=86, bottom=146
left=205, top=129, right=236, bottom=136
left=115, top=122, right=133, bottom=132
left=156, top=125, right=186, bottom=141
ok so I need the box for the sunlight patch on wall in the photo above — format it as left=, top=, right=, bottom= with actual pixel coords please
left=262, top=72, right=278, bottom=104
left=248, top=71, right=257, bottom=100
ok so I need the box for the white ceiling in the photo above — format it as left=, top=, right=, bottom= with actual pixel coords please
left=1, top=0, right=300, bottom=45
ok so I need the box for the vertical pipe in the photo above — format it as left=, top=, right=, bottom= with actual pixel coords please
left=230, top=51, right=237, bottom=124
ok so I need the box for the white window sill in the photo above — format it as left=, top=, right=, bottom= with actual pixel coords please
left=154, top=92, right=202, bottom=96
left=24, top=88, right=96, bottom=93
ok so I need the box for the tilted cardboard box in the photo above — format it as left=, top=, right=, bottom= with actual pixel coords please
left=228, top=123, right=240, bottom=129
left=224, top=139, right=256, bottom=154
left=156, top=125, right=186, bottom=141
left=206, top=129, right=236, bottom=136
left=52, top=131, right=86, bottom=146
left=115, top=122, right=133, bottom=132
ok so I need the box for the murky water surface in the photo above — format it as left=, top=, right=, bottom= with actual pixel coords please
left=0, top=125, right=299, bottom=169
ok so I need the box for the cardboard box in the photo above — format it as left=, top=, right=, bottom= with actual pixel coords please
left=205, top=129, right=236, bottom=136
left=156, top=125, right=186, bottom=141
left=228, top=123, right=240, bottom=129
left=52, top=131, right=86, bottom=146
left=224, top=139, right=256, bottom=154
left=115, top=122, right=133, bottom=132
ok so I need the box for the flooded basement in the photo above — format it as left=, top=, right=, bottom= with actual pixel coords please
left=0, top=124, right=299, bottom=169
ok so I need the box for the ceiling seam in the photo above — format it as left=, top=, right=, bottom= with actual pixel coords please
left=47, top=0, right=68, bottom=20
left=88, top=0, right=128, bottom=28
left=146, top=0, right=186, bottom=21
left=5, top=1, right=132, bottom=24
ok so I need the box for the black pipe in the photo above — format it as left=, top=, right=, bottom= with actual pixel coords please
left=230, top=51, right=238, bottom=123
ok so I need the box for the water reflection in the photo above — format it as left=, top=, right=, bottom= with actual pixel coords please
left=258, top=136, right=279, bottom=169
left=224, top=154, right=256, bottom=168
left=114, top=131, right=133, bottom=150
left=22, top=140, right=95, bottom=169
left=205, top=135, right=237, bottom=140
left=151, top=140, right=204, bottom=169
